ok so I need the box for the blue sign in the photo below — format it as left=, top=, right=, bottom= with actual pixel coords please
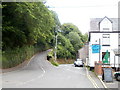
left=92, top=45, right=101, bottom=53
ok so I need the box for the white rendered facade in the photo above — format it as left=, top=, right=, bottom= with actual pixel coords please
left=88, top=16, right=120, bottom=68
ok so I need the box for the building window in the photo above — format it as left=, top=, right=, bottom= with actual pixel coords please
left=102, top=34, right=110, bottom=46
left=102, top=52, right=110, bottom=64
left=119, top=34, right=120, bottom=46
left=103, top=28, right=109, bottom=30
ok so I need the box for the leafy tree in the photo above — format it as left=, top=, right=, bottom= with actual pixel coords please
left=67, top=32, right=84, bottom=51
left=81, top=33, right=88, bottom=44
left=60, top=23, right=82, bottom=36
left=2, top=2, right=88, bottom=65
left=50, top=10, right=61, bottom=27
left=57, top=34, right=75, bottom=59
left=57, top=23, right=87, bottom=59
left=2, top=2, right=55, bottom=50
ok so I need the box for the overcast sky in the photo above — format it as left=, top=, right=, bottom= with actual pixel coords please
left=46, top=0, right=119, bottom=34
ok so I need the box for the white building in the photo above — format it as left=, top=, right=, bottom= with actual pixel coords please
left=88, top=16, right=120, bottom=70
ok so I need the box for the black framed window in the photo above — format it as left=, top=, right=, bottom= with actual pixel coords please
left=102, top=34, right=110, bottom=46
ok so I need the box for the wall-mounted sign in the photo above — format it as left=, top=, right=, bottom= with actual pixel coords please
left=92, top=44, right=101, bottom=53
left=102, top=50, right=110, bottom=64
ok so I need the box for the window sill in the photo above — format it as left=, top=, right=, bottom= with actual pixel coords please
left=102, top=45, right=110, bottom=46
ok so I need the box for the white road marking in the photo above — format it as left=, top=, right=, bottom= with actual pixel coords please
left=26, top=55, right=35, bottom=66
left=106, top=83, right=115, bottom=84
left=15, top=65, right=46, bottom=86
left=98, top=76, right=108, bottom=88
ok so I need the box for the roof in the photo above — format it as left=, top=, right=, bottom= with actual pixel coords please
left=90, top=17, right=119, bottom=31
left=99, top=16, right=113, bottom=23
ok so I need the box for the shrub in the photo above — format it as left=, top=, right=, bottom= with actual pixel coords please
left=1, top=46, right=38, bottom=69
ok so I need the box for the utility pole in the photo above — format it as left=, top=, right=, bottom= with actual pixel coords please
left=99, top=38, right=101, bottom=62
left=54, top=35, right=58, bottom=61
left=54, top=26, right=58, bottom=62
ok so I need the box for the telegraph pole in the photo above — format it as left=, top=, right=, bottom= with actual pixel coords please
left=99, top=38, right=101, bottom=62
left=54, top=26, right=58, bottom=62
left=54, top=35, right=58, bottom=61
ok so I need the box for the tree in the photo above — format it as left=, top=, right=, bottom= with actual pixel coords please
left=50, top=10, right=61, bottom=27
left=81, top=33, right=88, bottom=43
left=2, top=2, right=56, bottom=50
left=57, top=23, right=87, bottom=59
left=60, top=23, right=82, bottom=36
left=67, top=32, right=84, bottom=51
left=57, top=34, right=75, bottom=59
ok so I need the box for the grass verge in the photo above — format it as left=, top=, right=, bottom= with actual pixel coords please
left=47, top=50, right=59, bottom=66
left=1, top=45, right=41, bottom=69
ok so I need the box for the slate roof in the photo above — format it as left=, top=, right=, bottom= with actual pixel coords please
left=90, top=16, right=119, bottom=31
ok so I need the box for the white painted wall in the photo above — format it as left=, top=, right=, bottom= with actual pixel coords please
left=89, top=33, right=119, bottom=67
left=100, top=18, right=112, bottom=31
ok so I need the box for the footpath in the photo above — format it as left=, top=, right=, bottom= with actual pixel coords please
left=88, top=69, right=119, bottom=89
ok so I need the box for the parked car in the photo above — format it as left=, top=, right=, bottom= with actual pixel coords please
left=114, top=72, right=120, bottom=81
left=74, top=59, right=83, bottom=67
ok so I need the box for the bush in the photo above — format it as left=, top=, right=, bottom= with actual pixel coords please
left=1, top=46, right=39, bottom=69
left=50, top=59, right=59, bottom=66
left=47, top=50, right=59, bottom=66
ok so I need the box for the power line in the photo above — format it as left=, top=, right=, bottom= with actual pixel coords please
left=47, top=5, right=117, bottom=8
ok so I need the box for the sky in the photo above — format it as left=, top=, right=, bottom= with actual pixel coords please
left=45, top=0, right=119, bottom=34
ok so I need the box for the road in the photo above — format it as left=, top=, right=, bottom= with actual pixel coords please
left=1, top=50, right=102, bottom=88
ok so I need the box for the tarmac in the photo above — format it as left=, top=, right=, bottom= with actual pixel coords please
left=1, top=59, right=120, bottom=89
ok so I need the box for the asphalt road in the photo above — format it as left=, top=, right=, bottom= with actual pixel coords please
left=1, top=50, right=100, bottom=88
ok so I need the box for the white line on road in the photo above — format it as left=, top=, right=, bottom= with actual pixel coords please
left=26, top=55, right=35, bottom=66
left=97, top=76, right=108, bottom=88
left=40, top=66, right=46, bottom=73
left=15, top=65, right=46, bottom=87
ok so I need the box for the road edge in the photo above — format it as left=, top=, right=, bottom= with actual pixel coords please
left=85, top=67, right=108, bottom=88
left=1, top=53, right=37, bottom=74
left=85, top=67, right=99, bottom=88
left=97, top=75, right=108, bottom=88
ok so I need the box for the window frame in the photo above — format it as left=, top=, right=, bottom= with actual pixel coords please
left=102, top=34, right=110, bottom=46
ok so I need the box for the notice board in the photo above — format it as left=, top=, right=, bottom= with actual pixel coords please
left=103, top=68, right=113, bottom=82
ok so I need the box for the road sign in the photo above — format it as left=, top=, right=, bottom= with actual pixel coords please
left=92, top=44, right=101, bottom=53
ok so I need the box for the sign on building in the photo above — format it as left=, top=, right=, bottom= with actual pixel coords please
left=92, top=44, right=101, bottom=53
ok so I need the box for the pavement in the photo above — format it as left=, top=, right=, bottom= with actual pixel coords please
left=87, top=69, right=119, bottom=89
left=97, top=75, right=119, bottom=89
left=88, top=70, right=105, bottom=88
